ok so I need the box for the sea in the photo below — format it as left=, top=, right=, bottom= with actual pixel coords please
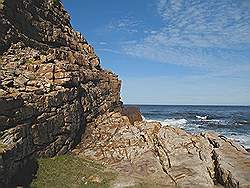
left=128, top=105, right=250, bottom=149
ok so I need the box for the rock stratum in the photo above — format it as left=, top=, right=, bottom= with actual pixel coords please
left=0, top=0, right=121, bottom=185
left=0, top=0, right=249, bottom=187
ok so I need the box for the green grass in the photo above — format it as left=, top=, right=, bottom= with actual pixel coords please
left=30, top=154, right=177, bottom=188
left=31, top=154, right=117, bottom=188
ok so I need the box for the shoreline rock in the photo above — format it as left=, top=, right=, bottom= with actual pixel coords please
left=121, top=106, right=143, bottom=125
left=0, top=0, right=249, bottom=187
left=76, top=111, right=250, bottom=187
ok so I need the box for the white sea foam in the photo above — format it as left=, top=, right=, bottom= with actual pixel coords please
left=196, top=115, right=208, bottom=120
left=145, top=118, right=188, bottom=127
left=196, top=119, right=222, bottom=123
left=203, top=119, right=221, bottom=122
left=144, top=118, right=250, bottom=148
left=163, top=118, right=188, bottom=126
left=226, top=134, right=250, bottom=149
left=141, top=115, right=146, bottom=121
left=195, top=115, right=224, bottom=124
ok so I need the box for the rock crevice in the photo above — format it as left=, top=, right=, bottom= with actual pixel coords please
left=0, top=0, right=249, bottom=187
left=0, top=0, right=121, bottom=185
left=76, top=111, right=250, bottom=187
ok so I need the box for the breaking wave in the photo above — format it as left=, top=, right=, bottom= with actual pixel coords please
left=145, top=118, right=188, bottom=127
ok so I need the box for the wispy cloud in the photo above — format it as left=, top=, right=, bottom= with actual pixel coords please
left=106, top=17, right=139, bottom=33
left=99, top=42, right=107, bottom=45
left=156, top=0, right=250, bottom=48
left=95, top=48, right=123, bottom=55
left=123, top=0, right=250, bottom=71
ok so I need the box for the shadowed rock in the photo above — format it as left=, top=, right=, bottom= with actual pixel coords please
left=121, top=106, right=143, bottom=125
left=0, top=0, right=249, bottom=187
left=0, top=0, right=121, bottom=185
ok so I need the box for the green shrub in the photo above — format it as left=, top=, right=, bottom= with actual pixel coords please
left=53, top=0, right=60, bottom=5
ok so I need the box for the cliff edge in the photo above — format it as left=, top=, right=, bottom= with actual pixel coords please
left=0, top=0, right=121, bottom=185
left=0, top=0, right=249, bottom=187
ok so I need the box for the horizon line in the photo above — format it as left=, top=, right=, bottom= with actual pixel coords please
left=124, top=103, right=250, bottom=107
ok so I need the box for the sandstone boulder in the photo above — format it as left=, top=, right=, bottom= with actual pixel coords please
left=121, top=106, right=143, bottom=125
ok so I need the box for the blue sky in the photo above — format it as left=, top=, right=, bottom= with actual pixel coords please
left=62, top=0, right=250, bottom=105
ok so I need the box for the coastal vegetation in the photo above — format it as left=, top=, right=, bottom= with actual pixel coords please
left=53, top=0, right=60, bottom=5
left=31, top=154, right=167, bottom=188
left=0, top=0, right=249, bottom=187
left=31, top=154, right=116, bottom=188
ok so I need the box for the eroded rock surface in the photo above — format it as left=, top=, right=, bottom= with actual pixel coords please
left=0, top=0, right=249, bottom=187
left=76, top=111, right=250, bottom=188
left=0, top=0, right=121, bottom=185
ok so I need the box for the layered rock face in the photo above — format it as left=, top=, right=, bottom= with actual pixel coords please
left=0, top=0, right=250, bottom=187
left=0, top=0, right=121, bottom=185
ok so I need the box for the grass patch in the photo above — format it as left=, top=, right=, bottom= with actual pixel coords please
left=31, top=154, right=116, bottom=188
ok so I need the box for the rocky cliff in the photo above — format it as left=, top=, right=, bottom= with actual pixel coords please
left=76, top=111, right=250, bottom=187
left=0, top=0, right=250, bottom=187
left=0, top=0, right=121, bottom=185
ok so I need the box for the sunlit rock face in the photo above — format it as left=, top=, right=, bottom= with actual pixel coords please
left=0, top=0, right=121, bottom=184
left=76, top=111, right=250, bottom=188
left=0, top=0, right=249, bottom=187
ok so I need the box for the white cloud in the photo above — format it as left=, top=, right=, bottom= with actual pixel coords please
left=106, top=17, right=139, bottom=33
left=96, top=48, right=123, bottom=55
left=123, top=0, right=250, bottom=70
left=99, top=42, right=107, bottom=45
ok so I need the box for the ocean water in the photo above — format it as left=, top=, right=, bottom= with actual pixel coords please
left=130, top=105, right=250, bottom=149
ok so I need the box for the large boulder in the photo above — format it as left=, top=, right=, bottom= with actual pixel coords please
left=121, top=106, right=143, bottom=124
